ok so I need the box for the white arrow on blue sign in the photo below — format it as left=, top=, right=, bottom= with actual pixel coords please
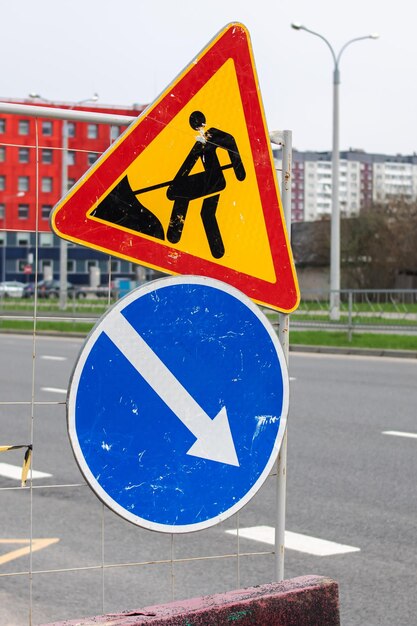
left=68, top=275, right=289, bottom=533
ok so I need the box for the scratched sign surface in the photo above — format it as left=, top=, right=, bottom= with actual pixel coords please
left=67, top=276, right=289, bottom=532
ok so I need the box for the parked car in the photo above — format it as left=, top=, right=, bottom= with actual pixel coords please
left=76, top=283, right=118, bottom=299
left=0, top=281, right=26, bottom=298
left=22, top=280, right=79, bottom=299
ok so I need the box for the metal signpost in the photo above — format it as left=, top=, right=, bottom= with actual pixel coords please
left=67, top=276, right=289, bottom=532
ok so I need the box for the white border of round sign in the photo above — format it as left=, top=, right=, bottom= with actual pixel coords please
left=67, top=275, right=289, bottom=533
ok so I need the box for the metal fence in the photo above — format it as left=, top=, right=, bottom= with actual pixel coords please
left=0, top=104, right=289, bottom=625
left=291, top=289, right=417, bottom=340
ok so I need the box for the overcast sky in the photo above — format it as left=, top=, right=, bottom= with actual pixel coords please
left=2, top=0, right=415, bottom=155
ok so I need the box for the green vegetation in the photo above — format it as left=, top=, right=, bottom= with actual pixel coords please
left=0, top=319, right=95, bottom=334
left=1, top=318, right=416, bottom=353
left=296, top=301, right=417, bottom=314
left=290, top=330, right=417, bottom=351
left=0, top=298, right=112, bottom=315
left=1, top=296, right=416, bottom=353
left=292, top=314, right=416, bottom=327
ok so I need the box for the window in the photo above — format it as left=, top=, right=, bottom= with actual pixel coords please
left=40, top=259, right=53, bottom=273
left=18, top=204, right=29, bottom=220
left=17, top=232, right=30, bottom=246
left=41, top=149, right=53, bottom=164
left=67, top=122, right=76, bottom=138
left=18, top=120, right=30, bottom=135
left=18, top=176, right=30, bottom=192
left=41, top=177, right=53, bottom=192
left=0, top=119, right=6, bottom=133
left=87, top=124, right=98, bottom=139
left=87, top=152, right=97, bottom=165
left=0, top=146, right=5, bottom=162
left=110, top=260, right=121, bottom=272
left=67, top=259, right=76, bottom=273
left=110, top=125, right=120, bottom=141
left=41, top=204, right=52, bottom=220
left=0, top=175, right=5, bottom=191
left=39, top=233, right=53, bottom=246
left=0, top=204, right=4, bottom=219
left=42, top=121, right=53, bottom=136
left=0, top=233, right=5, bottom=246
left=85, top=260, right=98, bottom=272
left=67, top=178, right=75, bottom=190
left=18, top=147, right=30, bottom=163
left=68, top=151, right=76, bottom=166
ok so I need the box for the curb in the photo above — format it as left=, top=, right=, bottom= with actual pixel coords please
left=40, top=575, right=340, bottom=626
left=290, top=344, right=417, bottom=359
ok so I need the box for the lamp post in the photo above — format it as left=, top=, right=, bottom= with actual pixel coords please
left=29, top=93, right=99, bottom=309
left=291, top=24, right=379, bottom=320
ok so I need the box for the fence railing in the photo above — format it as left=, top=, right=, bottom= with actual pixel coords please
left=0, top=103, right=289, bottom=625
left=290, top=289, right=417, bottom=341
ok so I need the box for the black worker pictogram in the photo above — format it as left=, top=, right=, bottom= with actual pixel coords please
left=166, top=111, right=246, bottom=258
left=91, top=111, right=246, bottom=259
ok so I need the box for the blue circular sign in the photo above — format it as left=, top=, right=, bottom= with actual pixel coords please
left=68, top=276, right=289, bottom=532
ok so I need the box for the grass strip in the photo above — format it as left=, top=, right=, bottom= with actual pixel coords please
left=0, top=320, right=94, bottom=334
left=1, top=321, right=417, bottom=353
left=290, top=330, right=417, bottom=351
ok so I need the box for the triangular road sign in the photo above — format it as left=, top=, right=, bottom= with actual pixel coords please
left=51, top=23, right=299, bottom=312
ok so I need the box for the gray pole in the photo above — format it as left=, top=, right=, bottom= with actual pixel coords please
left=59, top=120, right=68, bottom=310
left=276, top=130, right=291, bottom=581
left=56, top=94, right=99, bottom=310
left=269, top=129, right=292, bottom=582
left=330, top=66, right=341, bottom=320
left=2, top=224, right=5, bottom=284
left=290, top=24, right=379, bottom=321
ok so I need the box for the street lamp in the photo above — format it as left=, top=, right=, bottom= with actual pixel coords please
left=291, top=23, right=379, bottom=320
left=29, top=93, right=99, bottom=309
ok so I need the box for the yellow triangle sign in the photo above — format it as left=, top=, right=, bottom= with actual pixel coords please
left=51, top=23, right=299, bottom=312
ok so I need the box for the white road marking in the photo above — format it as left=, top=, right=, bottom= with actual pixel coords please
left=226, top=525, right=360, bottom=556
left=382, top=430, right=417, bottom=440
left=289, top=377, right=297, bottom=381
left=41, top=355, right=67, bottom=361
left=0, top=463, right=52, bottom=481
left=41, top=387, right=67, bottom=394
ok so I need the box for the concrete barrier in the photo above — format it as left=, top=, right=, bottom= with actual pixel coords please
left=41, top=575, right=340, bottom=626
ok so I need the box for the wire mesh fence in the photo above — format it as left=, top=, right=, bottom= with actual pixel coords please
left=290, top=289, right=417, bottom=339
left=0, top=106, right=285, bottom=625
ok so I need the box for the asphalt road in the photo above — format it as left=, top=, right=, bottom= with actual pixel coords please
left=0, top=334, right=416, bottom=625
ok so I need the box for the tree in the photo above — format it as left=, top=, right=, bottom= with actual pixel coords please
left=341, top=199, right=417, bottom=289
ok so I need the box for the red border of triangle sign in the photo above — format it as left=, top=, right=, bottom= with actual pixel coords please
left=50, top=23, right=299, bottom=313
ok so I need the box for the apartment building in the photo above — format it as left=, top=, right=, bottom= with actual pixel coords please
left=0, top=98, right=146, bottom=285
left=274, top=149, right=417, bottom=222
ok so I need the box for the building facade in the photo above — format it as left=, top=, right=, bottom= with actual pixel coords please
left=3, top=99, right=417, bottom=285
left=0, top=98, right=149, bottom=285
left=274, top=149, right=417, bottom=222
